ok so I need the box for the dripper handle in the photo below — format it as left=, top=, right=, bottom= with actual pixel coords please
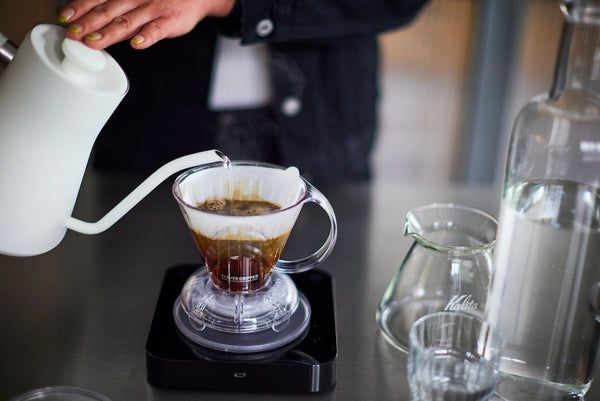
left=66, top=150, right=226, bottom=234
left=274, top=183, right=338, bottom=274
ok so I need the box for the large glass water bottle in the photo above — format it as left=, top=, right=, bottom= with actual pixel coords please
left=485, top=1, right=600, bottom=400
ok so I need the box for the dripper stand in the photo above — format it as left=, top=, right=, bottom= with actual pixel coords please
left=146, top=264, right=337, bottom=393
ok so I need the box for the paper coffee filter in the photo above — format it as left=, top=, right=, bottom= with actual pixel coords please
left=179, top=165, right=303, bottom=206
left=177, top=164, right=305, bottom=239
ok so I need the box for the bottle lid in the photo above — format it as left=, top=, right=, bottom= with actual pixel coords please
left=562, top=0, right=600, bottom=24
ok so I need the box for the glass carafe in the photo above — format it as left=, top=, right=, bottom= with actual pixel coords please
left=377, top=203, right=497, bottom=353
left=485, top=1, right=600, bottom=400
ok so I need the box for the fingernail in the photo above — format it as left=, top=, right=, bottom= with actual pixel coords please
left=85, top=32, right=102, bottom=41
left=131, top=35, right=145, bottom=45
left=67, top=24, right=82, bottom=34
left=58, top=8, right=75, bottom=23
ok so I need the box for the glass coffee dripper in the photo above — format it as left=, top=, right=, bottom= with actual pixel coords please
left=172, top=160, right=337, bottom=354
left=377, top=203, right=497, bottom=353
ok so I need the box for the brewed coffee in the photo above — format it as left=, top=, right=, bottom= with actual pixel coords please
left=197, top=198, right=280, bottom=216
left=192, top=197, right=290, bottom=292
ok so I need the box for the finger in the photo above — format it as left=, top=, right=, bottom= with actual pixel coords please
left=128, top=18, right=166, bottom=49
left=57, top=0, right=106, bottom=23
left=81, top=9, right=153, bottom=49
left=129, top=8, right=207, bottom=50
left=64, top=0, right=140, bottom=41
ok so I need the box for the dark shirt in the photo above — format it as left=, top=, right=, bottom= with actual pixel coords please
left=93, top=0, right=429, bottom=183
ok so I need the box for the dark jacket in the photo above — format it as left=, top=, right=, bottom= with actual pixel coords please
left=93, top=0, right=428, bottom=182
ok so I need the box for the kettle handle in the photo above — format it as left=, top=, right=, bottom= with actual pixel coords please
left=66, top=150, right=226, bottom=235
left=0, top=31, right=17, bottom=70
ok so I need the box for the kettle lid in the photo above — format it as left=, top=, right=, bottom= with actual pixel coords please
left=29, top=24, right=128, bottom=95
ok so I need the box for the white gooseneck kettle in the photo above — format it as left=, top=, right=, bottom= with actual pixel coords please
left=0, top=24, right=225, bottom=256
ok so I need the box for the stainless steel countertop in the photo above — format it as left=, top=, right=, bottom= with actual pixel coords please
left=1, top=169, right=598, bottom=400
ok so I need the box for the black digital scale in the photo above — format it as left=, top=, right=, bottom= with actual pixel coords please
left=145, top=264, right=337, bottom=393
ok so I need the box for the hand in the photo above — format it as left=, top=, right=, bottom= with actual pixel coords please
left=57, top=0, right=235, bottom=50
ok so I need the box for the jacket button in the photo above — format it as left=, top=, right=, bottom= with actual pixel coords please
left=281, top=96, right=302, bottom=116
left=256, top=19, right=274, bottom=37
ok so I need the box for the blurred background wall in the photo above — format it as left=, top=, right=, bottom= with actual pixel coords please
left=376, top=0, right=562, bottom=184
left=0, top=1, right=57, bottom=42
left=0, top=0, right=564, bottom=185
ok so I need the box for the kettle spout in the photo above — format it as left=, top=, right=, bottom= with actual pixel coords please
left=66, top=149, right=227, bottom=235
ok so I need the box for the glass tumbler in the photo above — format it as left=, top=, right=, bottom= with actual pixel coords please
left=408, top=311, right=503, bottom=401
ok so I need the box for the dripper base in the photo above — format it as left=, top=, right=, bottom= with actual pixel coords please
left=177, top=268, right=301, bottom=334
left=174, top=292, right=311, bottom=354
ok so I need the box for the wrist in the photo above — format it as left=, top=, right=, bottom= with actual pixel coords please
left=208, top=0, right=242, bottom=37
left=210, top=0, right=237, bottom=18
